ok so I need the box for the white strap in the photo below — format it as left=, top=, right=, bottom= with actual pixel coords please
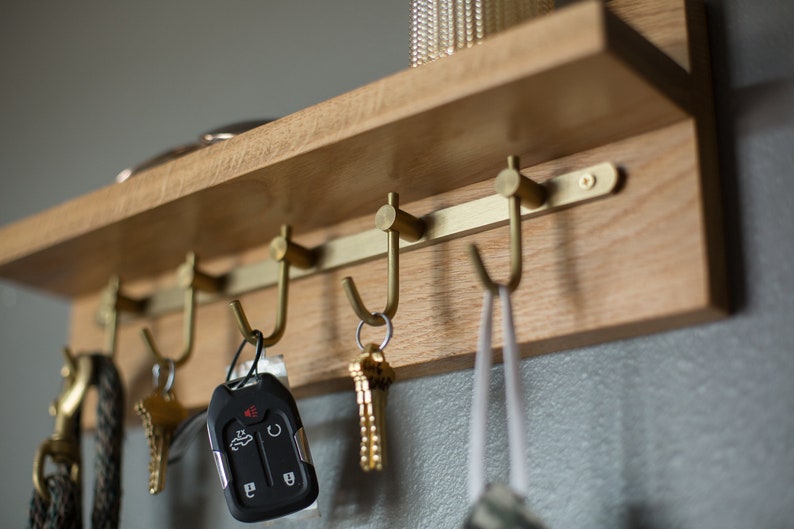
left=468, top=285, right=528, bottom=503
left=500, top=285, right=528, bottom=496
left=468, top=288, right=494, bottom=502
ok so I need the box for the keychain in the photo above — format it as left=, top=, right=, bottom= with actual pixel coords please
left=134, top=359, right=187, bottom=494
left=349, top=312, right=396, bottom=471
left=464, top=285, right=547, bottom=529
left=206, top=330, right=319, bottom=523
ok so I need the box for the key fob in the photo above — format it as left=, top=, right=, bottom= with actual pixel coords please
left=207, top=373, right=319, bottom=523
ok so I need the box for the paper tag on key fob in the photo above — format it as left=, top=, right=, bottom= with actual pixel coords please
left=207, top=373, right=319, bottom=523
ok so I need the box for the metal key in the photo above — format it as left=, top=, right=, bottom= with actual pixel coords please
left=350, top=343, right=395, bottom=471
left=135, top=367, right=187, bottom=494
left=367, top=348, right=395, bottom=471
left=350, top=362, right=374, bottom=470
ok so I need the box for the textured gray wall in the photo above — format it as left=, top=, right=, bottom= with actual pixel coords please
left=1, top=1, right=792, bottom=528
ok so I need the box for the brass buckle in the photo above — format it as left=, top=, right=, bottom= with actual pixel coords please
left=32, top=350, right=95, bottom=501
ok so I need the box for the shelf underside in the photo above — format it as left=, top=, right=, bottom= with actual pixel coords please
left=0, top=0, right=691, bottom=298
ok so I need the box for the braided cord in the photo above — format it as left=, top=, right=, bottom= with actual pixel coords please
left=29, top=471, right=81, bottom=529
left=91, top=355, right=124, bottom=529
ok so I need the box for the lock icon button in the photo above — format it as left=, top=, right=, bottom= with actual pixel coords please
left=244, top=482, right=257, bottom=498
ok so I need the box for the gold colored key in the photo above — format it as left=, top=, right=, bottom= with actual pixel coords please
left=135, top=389, right=187, bottom=494
left=350, top=343, right=395, bottom=471
left=351, top=364, right=379, bottom=470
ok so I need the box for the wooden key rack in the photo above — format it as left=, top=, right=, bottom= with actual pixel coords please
left=0, top=0, right=727, bottom=427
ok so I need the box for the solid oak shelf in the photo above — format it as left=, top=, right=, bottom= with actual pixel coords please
left=0, top=0, right=691, bottom=298
left=1, top=0, right=727, bottom=425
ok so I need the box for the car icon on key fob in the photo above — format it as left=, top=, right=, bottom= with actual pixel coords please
left=229, top=429, right=254, bottom=451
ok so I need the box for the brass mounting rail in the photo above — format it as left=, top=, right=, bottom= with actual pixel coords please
left=97, top=162, right=618, bottom=325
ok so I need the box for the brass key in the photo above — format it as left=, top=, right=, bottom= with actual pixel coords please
left=350, top=356, right=375, bottom=471
left=135, top=381, right=187, bottom=494
left=350, top=343, right=395, bottom=471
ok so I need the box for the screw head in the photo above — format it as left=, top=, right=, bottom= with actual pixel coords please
left=578, top=173, right=596, bottom=190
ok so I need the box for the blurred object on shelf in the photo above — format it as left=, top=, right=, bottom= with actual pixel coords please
left=410, top=0, right=554, bottom=67
left=116, top=119, right=274, bottom=183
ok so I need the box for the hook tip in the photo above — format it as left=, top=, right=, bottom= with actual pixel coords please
left=468, top=243, right=484, bottom=264
left=468, top=244, right=499, bottom=293
left=229, top=300, right=259, bottom=345
left=140, top=328, right=160, bottom=357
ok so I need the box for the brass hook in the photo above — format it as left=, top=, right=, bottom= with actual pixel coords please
left=141, top=252, right=222, bottom=368
left=469, top=156, right=546, bottom=294
left=342, top=192, right=425, bottom=326
left=99, top=275, right=145, bottom=357
left=33, top=347, right=94, bottom=501
left=230, top=225, right=317, bottom=347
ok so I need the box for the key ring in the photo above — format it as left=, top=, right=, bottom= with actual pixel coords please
left=355, top=312, right=393, bottom=351
left=227, top=329, right=265, bottom=389
left=152, top=358, right=176, bottom=394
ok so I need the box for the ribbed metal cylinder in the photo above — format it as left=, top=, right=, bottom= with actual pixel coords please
left=410, top=0, right=554, bottom=67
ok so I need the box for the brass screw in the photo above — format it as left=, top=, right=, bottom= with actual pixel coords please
left=578, top=173, right=596, bottom=190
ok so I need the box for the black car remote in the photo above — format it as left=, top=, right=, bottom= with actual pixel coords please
left=207, top=373, right=319, bottom=522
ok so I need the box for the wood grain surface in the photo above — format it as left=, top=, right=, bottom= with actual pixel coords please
left=0, top=1, right=691, bottom=297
